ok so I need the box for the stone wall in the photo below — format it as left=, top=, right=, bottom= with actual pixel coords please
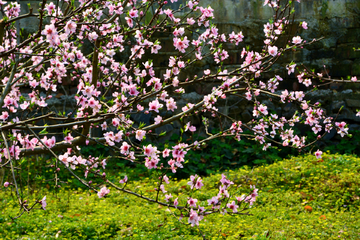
left=8, top=0, right=360, bottom=81
left=196, top=0, right=360, bottom=82
left=3, top=0, right=360, bottom=143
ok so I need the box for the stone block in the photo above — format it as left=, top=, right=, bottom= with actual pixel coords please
left=323, top=128, right=337, bottom=141
left=332, top=107, right=358, bottom=122
left=19, top=2, right=42, bottom=34
left=160, top=39, right=175, bottom=53
left=335, top=44, right=360, bottom=60
left=152, top=54, right=169, bottom=67
left=351, top=59, right=360, bottom=76
left=331, top=60, right=352, bottom=77
left=309, top=48, right=335, bottom=60
left=337, top=28, right=360, bottom=44
left=241, top=110, right=252, bottom=123
left=331, top=101, right=346, bottom=113
left=224, top=51, right=239, bottom=65
left=305, top=41, right=324, bottom=50
left=346, top=99, right=360, bottom=108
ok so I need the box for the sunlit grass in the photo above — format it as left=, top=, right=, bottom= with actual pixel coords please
left=1, top=153, right=359, bottom=239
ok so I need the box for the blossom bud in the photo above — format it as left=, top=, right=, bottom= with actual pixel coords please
left=4, top=182, right=9, bottom=187
left=89, top=181, right=92, bottom=185
left=56, top=168, right=60, bottom=172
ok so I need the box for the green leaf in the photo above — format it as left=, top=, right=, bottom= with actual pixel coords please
left=139, top=122, right=146, bottom=129
left=63, top=129, right=70, bottom=135
left=39, top=127, right=48, bottom=134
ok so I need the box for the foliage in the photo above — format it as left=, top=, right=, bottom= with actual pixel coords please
left=1, top=153, right=359, bottom=239
left=306, top=129, right=360, bottom=156
left=179, top=133, right=292, bottom=177
left=323, top=130, right=360, bottom=156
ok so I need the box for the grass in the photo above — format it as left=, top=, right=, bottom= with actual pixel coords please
left=1, top=152, right=360, bottom=239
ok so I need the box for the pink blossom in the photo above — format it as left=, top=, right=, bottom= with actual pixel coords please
left=268, top=46, right=278, bottom=57
left=135, top=130, right=146, bottom=141
left=129, top=9, right=138, bottom=18
left=145, top=157, right=159, bottom=169
left=4, top=182, right=9, bottom=187
left=97, top=186, right=110, bottom=198
left=258, top=104, right=268, bottom=115
left=292, top=36, right=303, bottom=45
left=188, top=209, right=200, bottom=226
left=245, top=91, right=252, bottom=101
left=88, top=32, right=98, bottom=41
left=137, top=104, right=144, bottom=111
left=227, top=201, right=239, bottom=213
left=195, top=177, right=204, bottom=189
left=160, top=184, right=167, bottom=193
left=42, top=24, right=57, bottom=38
left=20, top=101, right=30, bottom=110
left=119, top=175, right=128, bottom=184
left=165, top=193, right=172, bottom=202
left=0, top=0, right=7, bottom=6
left=120, top=142, right=131, bottom=155
left=286, top=64, right=296, bottom=75
left=174, top=198, right=179, bottom=208
left=184, top=122, right=196, bottom=132
left=187, top=197, right=197, bottom=208
left=0, top=111, right=9, bottom=121
left=149, top=99, right=163, bottom=113
left=65, top=20, right=77, bottom=35
left=143, top=144, right=158, bottom=158
left=166, top=98, right=177, bottom=112
left=173, top=37, right=189, bottom=53
left=162, top=148, right=170, bottom=158
left=154, top=115, right=162, bottom=124
left=114, top=131, right=123, bottom=142
left=151, top=44, right=162, bottom=54
left=187, top=18, right=195, bottom=25
left=207, top=196, right=219, bottom=206
left=125, top=17, right=133, bottom=28
left=303, top=78, right=312, bottom=87
left=164, top=9, right=174, bottom=21
left=40, top=196, right=47, bottom=210
left=173, top=27, right=185, bottom=37
left=315, top=149, right=322, bottom=159
left=163, top=175, right=170, bottom=184
left=64, top=134, right=73, bottom=144
left=301, top=21, right=308, bottom=29
left=187, top=175, right=197, bottom=189
left=101, top=122, right=107, bottom=131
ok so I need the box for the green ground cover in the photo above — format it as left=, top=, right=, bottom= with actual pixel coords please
left=1, top=153, right=360, bottom=239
